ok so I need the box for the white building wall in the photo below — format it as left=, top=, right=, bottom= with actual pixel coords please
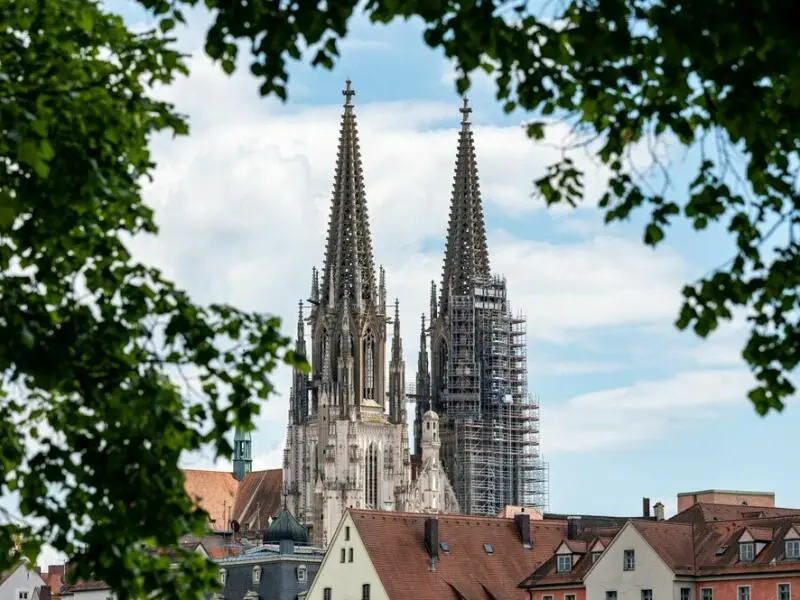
left=305, top=513, right=389, bottom=600
left=585, top=524, right=675, bottom=600
left=0, top=563, right=45, bottom=600
left=61, top=590, right=114, bottom=600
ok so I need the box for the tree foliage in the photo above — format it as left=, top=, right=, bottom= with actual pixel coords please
left=140, top=0, right=797, bottom=414
left=1, top=0, right=302, bottom=597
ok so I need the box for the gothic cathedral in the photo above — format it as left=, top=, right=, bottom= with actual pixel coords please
left=282, top=81, right=458, bottom=546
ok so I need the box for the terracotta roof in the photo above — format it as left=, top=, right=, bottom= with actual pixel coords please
left=38, top=565, right=65, bottom=599
left=182, top=468, right=283, bottom=533
left=632, top=520, right=696, bottom=575
left=519, top=532, right=618, bottom=588
left=497, top=506, right=543, bottom=520
left=670, top=502, right=800, bottom=524
left=350, top=509, right=567, bottom=600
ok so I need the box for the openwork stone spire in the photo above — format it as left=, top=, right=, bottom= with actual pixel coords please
left=439, top=97, right=490, bottom=314
left=320, top=80, right=377, bottom=310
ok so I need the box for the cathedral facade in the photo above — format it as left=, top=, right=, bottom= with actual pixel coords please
left=282, top=81, right=458, bottom=547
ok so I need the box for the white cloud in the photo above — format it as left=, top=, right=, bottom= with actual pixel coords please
left=541, top=369, right=756, bottom=453
left=122, top=42, right=746, bottom=469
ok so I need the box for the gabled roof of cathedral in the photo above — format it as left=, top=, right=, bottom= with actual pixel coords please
left=348, top=509, right=566, bottom=600
left=439, top=97, right=491, bottom=315
left=319, top=79, right=377, bottom=310
left=182, top=468, right=283, bottom=533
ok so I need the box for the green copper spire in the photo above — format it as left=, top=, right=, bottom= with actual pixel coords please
left=232, top=429, right=252, bottom=481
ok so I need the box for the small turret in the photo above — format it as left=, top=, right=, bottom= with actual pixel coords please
left=233, top=429, right=252, bottom=481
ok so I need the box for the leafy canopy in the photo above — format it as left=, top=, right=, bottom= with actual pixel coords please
left=139, top=0, right=797, bottom=413
left=1, top=0, right=302, bottom=597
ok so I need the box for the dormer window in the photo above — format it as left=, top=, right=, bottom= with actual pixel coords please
left=739, top=542, right=755, bottom=562
left=297, top=565, right=308, bottom=582
left=592, top=551, right=602, bottom=563
left=557, top=554, right=572, bottom=573
left=252, top=565, right=262, bottom=584
left=786, top=540, right=800, bottom=559
left=218, top=568, right=227, bottom=586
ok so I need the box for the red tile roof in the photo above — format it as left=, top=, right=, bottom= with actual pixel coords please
left=350, top=509, right=568, bottom=600
left=182, top=468, right=283, bottom=533
left=670, top=502, right=800, bottom=524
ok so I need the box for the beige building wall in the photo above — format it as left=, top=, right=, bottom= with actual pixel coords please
left=305, top=512, right=389, bottom=600
left=585, top=523, right=675, bottom=600
left=676, top=489, right=775, bottom=513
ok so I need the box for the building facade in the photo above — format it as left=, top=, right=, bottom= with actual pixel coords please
left=282, top=81, right=457, bottom=547
left=521, top=491, right=800, bottom=600
left=413, top=98, right=548, bottom=516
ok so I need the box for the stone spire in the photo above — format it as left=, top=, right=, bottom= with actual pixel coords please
left=439, top=97, right=490, bottom=315
left=320, top=79, right=377, bottom=311
left=388, top=299, right=405, bottom=424
left=413, top=313, right=431, bottom=456
left=291, top=301, right=308, bottom=424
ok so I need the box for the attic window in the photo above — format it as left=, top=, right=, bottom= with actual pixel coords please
left=739, top=542, right=755, bottom=562
left=591, top=551, right=602, bottom=563
left=716, top=545, right=729, bottom=556
left=786, top=540, right=800, bottom=559
left=557, top=554, right=572, bottom=573
left=252, top=566, right=262, bottom=584
left=297, top=565, right=308, bottom=582
left=219, top=568, right=227, bottom=586
left=440, top=542, right=450, bottom=553
left=483, top=543, right=494, bottom=555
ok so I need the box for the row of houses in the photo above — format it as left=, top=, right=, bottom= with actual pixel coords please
left=8, top=489, right=800, bottom=600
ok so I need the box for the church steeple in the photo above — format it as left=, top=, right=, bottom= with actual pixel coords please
left=439, top=97, right=490, bottom=315
left=290, top=301, right=309, bottom=424
left=388, top=299, right=405, bottom=424
left=320, top=79, right=377, bottom=311
left=413, top=314, right=431, bottom=456
left=233, top=429, right=252, bottom=481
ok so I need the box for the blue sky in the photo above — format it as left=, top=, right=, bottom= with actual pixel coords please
left=113, top=0, right=797, bottom=519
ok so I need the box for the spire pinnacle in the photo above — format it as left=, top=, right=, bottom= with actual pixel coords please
left=439, top=99, right=490, bottom=314
left=343, top=79, right=355, bottom=107
left=320, top=80, right=377, bottom=310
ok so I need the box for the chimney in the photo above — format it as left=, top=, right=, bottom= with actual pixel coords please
left=567, top=516, right=581, bottom=540
left=424, top=517, right=439, bottom=560
left=514, top=512, right=532, bottom=548
left=654, top=502, right=665, bottom=521
left=643, top=497, right=651, bottom=518
left=37, top=586, right=51, bottom=600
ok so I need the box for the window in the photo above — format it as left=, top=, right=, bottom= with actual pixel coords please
left=323, top=588, right=332, bottom=600
left=362, top=584, right=371, bottom=600
left=556, top=554, right=572, bottom=573
left=680, top=588, right=690, bottom=600
left=483, top=543, right=494, bottom=555
left=606, top=592, right=617, bottom=600
left=566, top=595, right=576, bottom=600
left=623, top=549, right=635, bottom=571
left=786, top=539, right=800, bottom=559
left=700, top=589, right=713, bottom=600
left=778, top=583, right=790, bottom=600
left=543, top=596, right=553, bottom=600
left=297, top=565, right=307, bottom=582
left=365, top=443, right=378, bottom=508
left=340, top=548, right=346, bottom=563
left=252, top=565, right=262, bottom=584
left=17, top=593, right=29, bottom=600
left=739, top=542, right=755, bottom=562
left=345, top=526, right=350, bottom=541
left=348, top=547, right=354, bottom=562
left=218, top=568, right=227, bottom=586
left=738, top=586, right=751, bottom=600
left=641, top=590, right=652, bottom=600
left=591, top=551, right=602, bottom=563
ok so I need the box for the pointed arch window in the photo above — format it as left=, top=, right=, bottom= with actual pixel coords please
left=365, top=442, right=378, bottom=508
left=362, top=329, right=376, bottom=400
left=437, top=339, right=448, bottom=390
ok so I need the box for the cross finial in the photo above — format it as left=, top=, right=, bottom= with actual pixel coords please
left=460, top=96, right=472, bottom=124
left=343, top=79, right=355, bottom=107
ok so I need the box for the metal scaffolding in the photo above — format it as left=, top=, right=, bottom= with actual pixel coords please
left=441, top=275, right=549, bottom=516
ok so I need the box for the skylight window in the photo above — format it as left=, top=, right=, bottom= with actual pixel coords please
left=440, top=542, right=450, bottom=553
left=483, top=543, right=494, bottom=555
